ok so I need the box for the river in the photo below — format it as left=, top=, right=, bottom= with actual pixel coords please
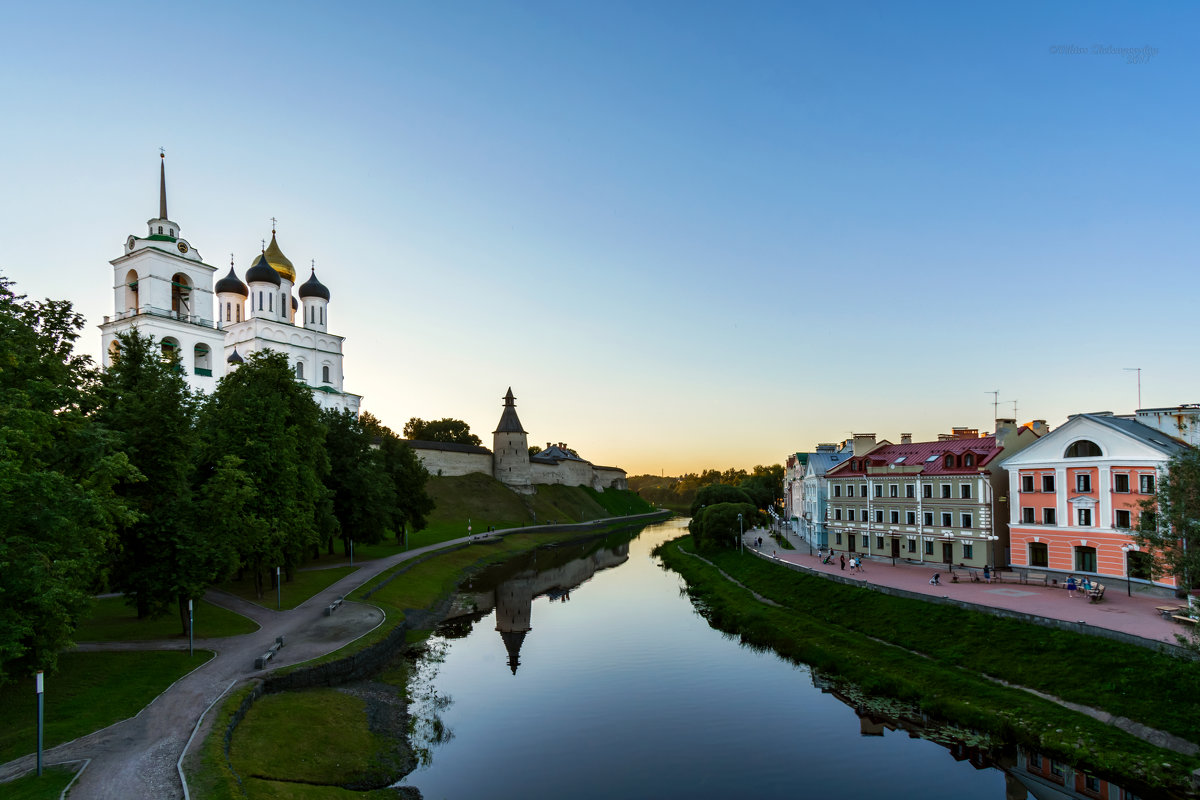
left=395, top=518, right=1155, bottom=799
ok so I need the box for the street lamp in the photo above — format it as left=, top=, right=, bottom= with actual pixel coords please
left=738, top=512, right=744, bottom=553
left=1122, top=543, right=1134, bottom=597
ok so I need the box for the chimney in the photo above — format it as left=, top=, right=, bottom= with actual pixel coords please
left=900, top=433, right=912, bottom=445
left=1029, top=419, right=1049, bottom=436
left=995, top=418, right=1016, bottom=434
left=852, top=433, right=876, bottom=456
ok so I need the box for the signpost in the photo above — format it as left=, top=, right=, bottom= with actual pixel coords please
left=36, top=670, right=44, bottom=776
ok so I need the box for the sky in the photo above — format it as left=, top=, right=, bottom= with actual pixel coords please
left=1, top=1, right=1196, bottom=476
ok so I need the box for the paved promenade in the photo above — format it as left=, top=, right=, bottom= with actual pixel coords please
left=746, top=526, right=1190, bottom=647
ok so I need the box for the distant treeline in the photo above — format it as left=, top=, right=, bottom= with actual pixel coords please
left=629, top=465, right=783, bottom=512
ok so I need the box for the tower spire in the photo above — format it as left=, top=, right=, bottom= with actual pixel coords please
left=159, top=149, right=168, bottom=220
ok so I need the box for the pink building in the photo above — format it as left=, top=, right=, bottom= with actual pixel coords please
left=1000, top=412, right=1191, bottom=593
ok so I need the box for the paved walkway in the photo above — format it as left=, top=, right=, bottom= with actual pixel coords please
left=0, top=514, right=664, bottom=799
left=749, top=525, right=1190, bottom=647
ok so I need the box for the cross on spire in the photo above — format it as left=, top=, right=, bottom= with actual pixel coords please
left=270, top=216, right=277, bottom=234
left=261, top=238, right=266, bottom=252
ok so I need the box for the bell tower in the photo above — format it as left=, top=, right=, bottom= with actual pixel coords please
left=493, top=388, right=533, bottom=493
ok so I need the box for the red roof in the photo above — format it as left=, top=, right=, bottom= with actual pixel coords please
left=826, top=436, right=1003, bottom=478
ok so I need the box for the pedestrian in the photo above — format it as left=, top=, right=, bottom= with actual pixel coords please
left=1066, top=575, right=1077, bottom=598
left=840, top=554, right=846, bottom=571
left=930, top=573, right=941, bottom=586
left=983, top=564, right=991, bottom=583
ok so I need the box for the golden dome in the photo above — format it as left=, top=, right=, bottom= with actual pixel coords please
left=263, top=232, right=296, bottom=282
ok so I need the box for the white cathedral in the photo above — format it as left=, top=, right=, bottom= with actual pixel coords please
left=99, top=156, right=361, bottom=413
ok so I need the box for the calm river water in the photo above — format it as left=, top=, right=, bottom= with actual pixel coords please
left=396, top=518, right=1150, bottom=800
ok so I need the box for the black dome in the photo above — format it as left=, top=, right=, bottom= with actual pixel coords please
left=227, top=348, right=244, bottom=364
left=214, top=267, right=249, bottom=297
left=245, top=253, right=281, bottom=286
left=298, top=268, right=330, bottom=300
left=291, top=295, right=298, bottom=310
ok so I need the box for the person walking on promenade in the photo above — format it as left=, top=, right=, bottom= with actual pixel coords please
left=1066, top=575, right=1078, bottom=598
left=840, top=554, right=846, bottom=571
left=983, top=564, right=991, bottom=583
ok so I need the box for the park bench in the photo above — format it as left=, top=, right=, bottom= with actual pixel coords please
left=324, top=596, right=344, bottom=616
left=1172, top=614, right=1198, bottom=627
left=1087, top=583, right=1105, bottom=603
left=1021, top=572, right=1049, bottom=587
left=254, top=636, right=287, bottom=670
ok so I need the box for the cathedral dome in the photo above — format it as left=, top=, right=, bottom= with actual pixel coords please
left=298, top=268, right=330, bottom=300
left=245, top=253, right=281, bottom=286
left=215, top=266, right=249, bottom=297
left=263, top=233, right=296, bottom=282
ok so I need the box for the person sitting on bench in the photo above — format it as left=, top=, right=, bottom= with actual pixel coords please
left=929, top=573, right=941, bottom=586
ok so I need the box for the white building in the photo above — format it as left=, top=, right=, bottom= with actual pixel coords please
left=99, top=156, right=360, bottom=413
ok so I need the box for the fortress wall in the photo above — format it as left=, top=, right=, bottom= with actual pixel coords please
left=413, top=448, right=493, bottom=478
left=530, top=458, right=594, bottom=487
left=593, top=467, right=628, bottom=491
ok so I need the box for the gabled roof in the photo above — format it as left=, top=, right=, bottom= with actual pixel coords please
left=806, top=449, right=849, bottom=477
left=1000, top=413, right=1190, bottom=467
left=1088, top=414, right=1191, bottom=456
left=532, top=444, right=587, bottom=464
left=827, top=436, right=1003, bottom=477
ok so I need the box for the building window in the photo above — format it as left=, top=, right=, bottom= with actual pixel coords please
left=1065, top=440, right=1103, bottom=458
left=860, top=483, right=867, bottom=497
left=924, top=540, right=934, bottom=555
left=906, top=511, right=915, bottom=525
left=874, top=509, right=883, bottom=523
left=1021, top=507, right=1035, bottom=523
left=295, top=362, right=304, bottom=379
left=158, top=225, right=163, bottom=234
left=1075, top=545, right=1097, bottom=572
left=960, top=483, right=972, bottom=499
left=846, top=484, right=854, bottom=498
left=236, top=305, right=242, bottom=322
left=269, top=293, right=273, bottom=312
left=1076, top=473, right=1092, bottom=492
left=906, top=484, right=915, bottom=498
left=847, top=509, right=854, bottom=521
left=1042, top=474, right=1055, bottom=492
left=1113, top=473, right=1129, bottom=493
left=851, top=460, right=859, bottom=470
left=923, top=484, right=932, bottom=499
left=1029, top=752, right=1043, bottom=769
left=964, top=453, right=974, bottom=467
left=1043, top=507, right=1056, bottom=525
left=923, top=512, right=933, bottom=526
left=907, top=539, right=916, bottom=553
left=874, top=484, right=883, bottom=498
left=876, top=535, right=885, bottom=549
left=322, top=365, right=330, bottom=382
left=890, top=510, right=899, bottom=524
left=1021, top=475, right=1034, bottom=493
left=1140, top=474, right=1155, bottom=494
left=258, top=292, right=263, bottom=311
left=961, top=513, right=972, bottom=528
left=945, top=455, right=954, bottom=468
left=833, top=485, right=842, bottom=497
left=963, top=543, right=974, bottom=559
left=889, top=484, right=898, bottom=498
left=835, top=532, right=842, bottom=544
left=941, top=512, right=952, bottom=527
left=320, top=306, right=324, bottom=324
left=861, top=534, right=868, bottom=548
left=1029, top=542, right=1049, bottom=567
left=1115, top=509, right=1131, bottom=529
left=941, top=484, right=951, bottom=499
left=1078, top=508, right=1092, bottom=526
left=835, top=509, right=842, bottom=520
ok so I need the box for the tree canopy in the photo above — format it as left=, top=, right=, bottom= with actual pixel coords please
left=688, top=502, right=759, bottom=551
left=403, top=417, right=481, bottom=446
left=1133, top=449, right=1200, bottom=593
left=689, top=483, right=754, bottom=518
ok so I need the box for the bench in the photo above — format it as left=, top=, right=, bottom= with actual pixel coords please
left=324, top=596, right=344, bottom=616
left=1021, top=572, right=1049, bottom=587
left=1087, top=584, right=1105, bottom=603
left=254, top=636, right=287, bottom=670
left=1172, top=614, right=1198, bottom=627
left=1157, top=605, right=1187, bottom=619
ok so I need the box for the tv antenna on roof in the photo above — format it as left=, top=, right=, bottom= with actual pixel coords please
left=1123, top=367, right=1142, bottom=409
left=985, top=390, right=999, bottom=420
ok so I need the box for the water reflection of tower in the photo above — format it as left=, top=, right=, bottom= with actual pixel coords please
left=495, top=575, right=535, bottom=675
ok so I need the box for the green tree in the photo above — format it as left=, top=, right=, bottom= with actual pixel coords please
left=1133, top=450, right=1200, bottom=594
left=199, top=351, right=332, bottom=597
left=97, top=330, right=212, bottom=630
left=688, top=502, right=757, bottom=551
left=361, top=413, right=435, bottom=540
left=689, top=483, right=753, bottom=518
left=322, top=408, right=395, bottom=553
left=402, top=417, right=481, bottom=446
left=0, top=277, right=137, bottom=682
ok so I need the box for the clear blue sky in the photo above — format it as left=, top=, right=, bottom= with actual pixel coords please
left=1, top=1, right=1195, bottom=475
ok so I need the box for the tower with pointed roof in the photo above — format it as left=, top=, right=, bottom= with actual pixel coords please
left=493, top=388, right=533, bottom=493
left=100, top=153, right=227, bottom=392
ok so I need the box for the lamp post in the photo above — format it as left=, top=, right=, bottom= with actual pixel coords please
left=738, top=512, right=744, bottom=553
left=188, top=598, right=194, bottom=658
left=275, top=566, right=281, bottom=610
left=1122, top=543, right=1133, bottom=597
left=35, top=670, right=44, bottom=776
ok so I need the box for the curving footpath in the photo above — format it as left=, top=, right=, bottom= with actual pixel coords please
left=0, top=513, right=665, bottom=800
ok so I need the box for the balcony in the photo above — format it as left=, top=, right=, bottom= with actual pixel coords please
left=103, top=305, right=216, bottom=329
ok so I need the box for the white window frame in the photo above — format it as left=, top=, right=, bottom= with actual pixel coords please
left=1021, top=474, right=1034, bottom=493
left=961, top=512, right=972, bottom=529
left=1112, top=473, right=1130, bottom=493
left=1076, top=473, right=1091, bottom=493
left=1077, top=507, right=1092, bottom=527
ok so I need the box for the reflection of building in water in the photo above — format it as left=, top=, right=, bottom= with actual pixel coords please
left=464, top=545, right=628, bottom=674
left=828, top=686, right=1145, bottom=800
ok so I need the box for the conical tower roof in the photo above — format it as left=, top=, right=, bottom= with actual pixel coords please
left=500, top=629, right=527, bottom=675
left=493, top=387, right=526, bottom=434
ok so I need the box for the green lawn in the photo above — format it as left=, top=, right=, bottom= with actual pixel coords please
left=230, top=689, right=389, bottom=785
left=75, top=597, right=258, bottom=642
left=244, top=778, right=405, bottom=799
left=0, top=651, right=211, bottom=763
left=0, top=766, right=77, bottom=800
left=218, top=566, right=357, bottom=610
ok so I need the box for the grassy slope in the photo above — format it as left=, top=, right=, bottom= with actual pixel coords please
left=217, top=567, right=358, bottom=610
left=0, top=651, right=211, bottom=763
left=0, top=766, right=77, bottom=800
left=659, top=536, right=1200, bottom=792
left=75, top=597, right=258, bottom=642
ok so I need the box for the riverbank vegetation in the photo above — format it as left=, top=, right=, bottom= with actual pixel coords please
left=629, top=465, right=784, bottom=512
left=656, top=535, right=1200, bottom=793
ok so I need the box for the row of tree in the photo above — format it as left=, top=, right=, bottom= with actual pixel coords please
left=629, top=465, right=784, bottom=512
left=0, top=277, right=433, bottom=684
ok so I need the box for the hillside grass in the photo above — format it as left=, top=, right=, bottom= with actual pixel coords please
left=0, top=766, right=77, bottom=800
left=0, top=651, right=211, bottom=763
left=75, top=597, right=258, bottom=642
left=217, top=566, right=358, bottom=610
left=658, top=536, right=1200, bottom=792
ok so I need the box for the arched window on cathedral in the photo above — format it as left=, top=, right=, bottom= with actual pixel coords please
left=158, top=226, right=163, bottom=234
left=225, top=302, right=231, bottom=322
left=320, top=306, right=324, bottom=325
left=237, top=304, right=242, bottom=322
left=295, top=362, right=305, bottom=379
left=322, top=365, right=330, bottom=383
left=258, top=292, right=263, bottom=311
left=269, top=294, right=273, bottom=312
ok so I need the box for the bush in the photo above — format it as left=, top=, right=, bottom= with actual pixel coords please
left=689, top=484, right=753, bottom=518
left=689, top=502, right=758, bottom=551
